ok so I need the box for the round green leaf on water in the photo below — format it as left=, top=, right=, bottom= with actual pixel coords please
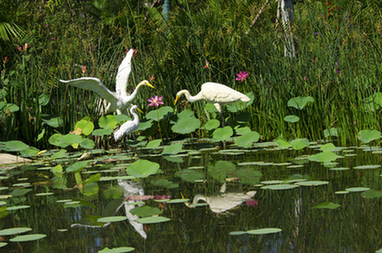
left=42, top=116, right=63, bottom=128
left=203, top=119, right=221, bottom=131
left=308, top=152, right=338, bottom=163
left=136, top=216, right=171, bottom=224
left=10, top=234, right=46, bottom=242
left=320, top=143, right=336, bottom=152
left=246, top=228, right=282, bottom=235
left=7, top=205, right=30, bottom=211
left=229, top=231, right=247, bottom=236
left=126, top=159, right=160, bottom=178
left=175, top=169, right=205, bottom=183
left=66, top=161, right=90, bottom=173
left=295, top=181, right=329, bottom=186
left=162, top=143, right=183, bottom=155
left=314, top=201, right=340, bottom=209
left=0, top=242, right=7, bottom=248
left=171, top=117, right=200, bottom=134
left=138, top=119, right=153, bottom=131
left=92, top=128, right=113, bottom=136
left=0, top=140, right=29, bottom=152
left=0, top=227, right=32, bottom=236
left=99, top=115, right=117, bottom=130
left=99, top=247, right=135, bottom=253
left=235, top=131, right=260, bottom=148
left=80, top=138, right=95, bottom=149
left=353, top=165, right=381, bottom=170
left=235, top=126, right=251, bottom=135
left=290, top=138, right=309, bottom=150
left=146, top=139, right=162, bottom=149
left=97, top=216, right=127, bottom=223
left=208, top=161, right=236, bottom=182
left=74, top=118, right=94, bottom=136
left=345, top=187, right=370, bottom=192
left=213, top=126, right=233, bottom=141
left=261, top=184, right=299, bottom=190
left=284, top=115, right=300, bottom=123
left=146, top=106, right=173, bottom=121
left=357, top=129, right=381, bottom=143
left=114, top=114, right=130, bottom=124
left=274, top=139, right=292, bottom=149
left=362, top=189, right=382, bottom=199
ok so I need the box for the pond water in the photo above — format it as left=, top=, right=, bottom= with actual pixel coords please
left=1, top=141, right=382, bottom=252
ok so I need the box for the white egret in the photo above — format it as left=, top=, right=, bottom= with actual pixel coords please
left=174, top=82, right=251, bottom=126
left=114, top=105, right=141, bottom=142
left=60, top=49, right=154, bottom=115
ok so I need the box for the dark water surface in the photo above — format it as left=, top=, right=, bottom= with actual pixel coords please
left=1, top=142, right=382, bottom=252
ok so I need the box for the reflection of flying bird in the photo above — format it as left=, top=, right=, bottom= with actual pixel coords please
left=114, top=105, right=141, bottom=142
left=60, top=49, right=154, bottom=114
left=174, top=82, right=250, bottom=126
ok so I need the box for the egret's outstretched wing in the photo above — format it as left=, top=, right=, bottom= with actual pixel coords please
left=116, top=49, right=135, bottom=96
left=60, top=77, right=118, bottom=106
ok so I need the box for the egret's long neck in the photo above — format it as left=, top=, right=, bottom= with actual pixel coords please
left=127, top=82, right=145, bottom=102
left=131, top=108, right=140, bottom=125
left=181, top=90, right=203, bottom=103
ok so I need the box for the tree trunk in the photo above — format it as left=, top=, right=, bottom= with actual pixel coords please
left=279, top=0, right=295, bottom=58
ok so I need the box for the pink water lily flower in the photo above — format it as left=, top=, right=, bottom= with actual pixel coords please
left=235, top=71, right=249, bottom=82
left=148, top=95, right=164, bottom=107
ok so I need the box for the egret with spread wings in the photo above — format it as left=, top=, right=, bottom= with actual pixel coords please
left=60, top=49, right=154, bottom=115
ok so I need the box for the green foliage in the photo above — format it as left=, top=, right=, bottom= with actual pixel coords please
left=0, top=0, right=381, bottom=146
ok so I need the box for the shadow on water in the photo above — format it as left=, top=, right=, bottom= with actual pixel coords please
left=1, top=143, right=382, bottom=252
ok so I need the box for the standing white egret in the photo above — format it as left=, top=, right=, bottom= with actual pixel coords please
left=59, top=49, right=154, bottom=115
left=114, top=105, right=141, bottom=142
left=174, top=82, right=251, bottom=126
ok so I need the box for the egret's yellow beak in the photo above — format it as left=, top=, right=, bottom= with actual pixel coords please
left=174, top=95, right=179, bottom=105
left=145, top=82, right=155, bottom=89
left=137, top=107, right=144, bottom=113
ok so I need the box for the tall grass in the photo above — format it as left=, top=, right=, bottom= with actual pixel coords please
left=0, top=0, right=380, bottom=147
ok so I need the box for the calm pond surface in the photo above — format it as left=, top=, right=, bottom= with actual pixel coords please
left=1, top=141, right=382, bottom=252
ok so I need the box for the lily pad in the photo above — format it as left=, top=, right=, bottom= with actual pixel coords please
left=246, top=228, right=282, bottom=235
left=10, top=234, right=46, bottom=242
left=99, top=115, right=117, bottom=130
left=213, top=126, right=233, bottom=141
left=171, top=116, right=200, bottom=134
left=274, top=139, right=292, bottom=149
left=353, top=165, right=381, bottom=170
left=130, top=206, right=162, bottom=218
left=98, top=247, right=135, bottom=253
left=126, top=159, right=160, bottom=178
left=261, top=184, right=299, bottom=190
left=345, top=187, right=370, bottom=192
left=97, top=216, right=127, bottom=223
left=314, top=201, right=340, bottom=209
left=136, top=216, right=171, bottom=224
left=203, top=119, right=220, bottom=131
left=235, top=131, right=260, bottom=148
left=229, top=231, right=247, bottom=236
left=74, top=118, right=94, bottom=136
left=357, top=129, right=381, bottom=143
left=295, top=181, right=329, bottom=186
left=308, top=152, right=338, bottom=163
left=146, top=106, right=173, bottom=121
left=0, top=227, right=32, bottom=236
left=146, top=139, right=162, bottom=149
left=0, top=140, right=30, bottom=152
left=290, top=138, right=309, bottom=150
left=162, top=143, right=183, bottom=155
